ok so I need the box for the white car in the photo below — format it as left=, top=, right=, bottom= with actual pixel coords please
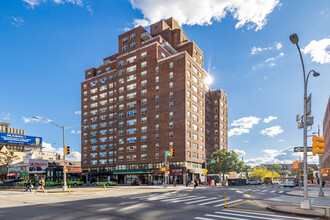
left=284, top=180, right=295, bottom=187
left=273, top=180, right=280, bottom=184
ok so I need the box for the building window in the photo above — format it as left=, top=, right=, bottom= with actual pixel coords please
left=169, top=122, right=173, bottom=128
left=169, top=92, right=173, bottom=99
left=141, top=89, right=147, bottom=96
left=130, top=34, right=135, bottom=40
left=169, top=62, right=173, bottom=68
left=141, top=126, right=147, bottom=132
left=169, top=132, right=173, bottom=138
left=187, top=152, right=191, bottom=158
left=141, top=154, right=147, bottom=160
left=169, top=82, right=173, bottom=88
left=155, top=76, right=159, bottom=83
left=141, top=145, right=147, bottom=151
left=141, top=108, right=147, bottom=114
left=141, top=52, right=147, bottom=59
left=155, top=153, right=159, bottom=159
left=122, top=46, right=127, bottom=52
left=155, top=86, right=159, bottom=92
left=169, top=72, right=173, bottom=78
left=155, top=105, right=159, bottom=111
left=130, top=42, right=135, bottom=49
left=155, top=95, right=159, bottom=102
left=155, top=134, right=159, bottom=140
left=169, top=112, right=173, bottom=119
left=169, top=102, right=173, bottom=108
left=141, top=136, right=147, bottom=142
left=155, top=124, right=159, bottom=130
left=141, top=70, right=147, bottom=78
left=122, top=37, right=127, bottom=44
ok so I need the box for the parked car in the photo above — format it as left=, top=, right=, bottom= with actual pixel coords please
left=45, top=181, right=60, bottom=186
left=0, top=181, right=3, bottom=185
left=63, top=179, right=84, bottom=186
left=247, top=179, right=259, bottom=185
left=93, top=180, right=117, bottom=186
left=272, top=180, right=280, bottom=184
left=284, top=180, right=296, bottom=187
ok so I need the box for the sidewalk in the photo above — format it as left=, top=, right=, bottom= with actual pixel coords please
left=268, top=204, right=330, bottom=218
left=286, top=188, right=330, bottom=198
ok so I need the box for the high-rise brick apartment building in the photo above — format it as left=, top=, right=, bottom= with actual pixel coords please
left=81, top=18, right=228, bottom=184
left=322, top=97, right=330, bottom=182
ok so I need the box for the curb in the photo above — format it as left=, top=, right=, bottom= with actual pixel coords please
left=267, top=204, right=330, bottom=218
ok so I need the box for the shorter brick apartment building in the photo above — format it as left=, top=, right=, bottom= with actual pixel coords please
left=81, top=18, right=228, bottom=185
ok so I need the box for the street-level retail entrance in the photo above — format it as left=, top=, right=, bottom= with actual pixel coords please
left=113, top=169, right=153, bottom=184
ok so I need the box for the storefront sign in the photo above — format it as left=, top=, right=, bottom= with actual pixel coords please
left=19, top=172, right=29, bottom=176
left=28, top=159, right=48, bottom=173
left=171, top=169, right=183, bottom=174
left=188, top=169, right=195, bottom=173
left=0, top=133, right=42, bottom=146
left=7, top=173, right=19, bottom=176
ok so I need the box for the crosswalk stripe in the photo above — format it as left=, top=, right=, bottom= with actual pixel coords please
left=278, top=191, right=283, bottom=193
left=160, top=195, right=195, bottom=202
left=261, top=190, right=267, bottom=192
left=253, top=189, right=260, bottom=192
left=194, top=217, right=214, bottom=220
left=170, top=196, right=206, bottom=203
left=270, top=190, right=276, bottom=193
left=205, top=214, right=244, bottom=220
left=185, top=197, right=215, bottom=204
left=215, top=211, right=273, bottom=219
left=222, top=209, right=313, bottom=220
left=122, top=194, right=158, bottom=199
left=198, top=198, right=225, bottom=206
left=213, top=199, right=243, bottom=207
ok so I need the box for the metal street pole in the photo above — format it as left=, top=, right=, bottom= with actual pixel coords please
left=164, top=152, right=167, bottom=187
left=317, top=125, right=324, bottom=197
left=62, top=126, right=68, bottom=191
left=299, top=156, right=301, bottom=187
left=205, top=157, right=208, bottom=186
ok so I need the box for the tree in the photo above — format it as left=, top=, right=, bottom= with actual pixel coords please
left=0, top=151, right=20, bottom=175
left=278, top=170, right=292, bottom=176
left=209, top=149, right=243, bottom=180
left=249, top=166, right=280, bottom=181
left=269, top=164, right=282, bottom=173
left=242, top=165, right=252, bottom=179
left=308, top=167, right=315, bottom=181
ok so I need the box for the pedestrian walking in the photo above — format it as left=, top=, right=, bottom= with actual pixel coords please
left=173, top=176, right=177, bottom=187
left=24, top=180, right=33, bottom=192
left=214, top=179, right=217, bottom=187
left=35, top=178, right=46, bottom=194
left=194, top=179, right=198, bottom=189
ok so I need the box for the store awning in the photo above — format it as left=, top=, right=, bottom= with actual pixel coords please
left=113, top=169, right=152, bottom=175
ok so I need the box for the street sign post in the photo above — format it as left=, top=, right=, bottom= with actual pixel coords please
left=62, top=160, right=69, bottom=166
left=306, top=94, right=312, bottom=116
left=294, top=147, right=313, bottom=152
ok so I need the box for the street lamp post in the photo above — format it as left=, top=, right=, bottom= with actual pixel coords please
left=33, top=116, right=86, bottom=191
left=290, top=33, right=320, bottom=209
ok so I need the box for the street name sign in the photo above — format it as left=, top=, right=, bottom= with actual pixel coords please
left=294, top=147, right=312, bottom=152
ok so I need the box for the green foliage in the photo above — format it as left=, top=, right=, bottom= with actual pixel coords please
left=249, top=166, right=280, bottom=180
left=278, top=170, right=292, bottom=176
left=209, top=149, right=244, bottom=179
left=269, top=164, right=282, bottom=173
left=0, top=150, right=20, bottom=174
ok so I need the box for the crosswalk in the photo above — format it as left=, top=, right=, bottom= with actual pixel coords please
left=120, top=193, right=241, bottom=207
left=194, top=209, right=315, bottom=220
left=226, top=187, right=286, bottom=194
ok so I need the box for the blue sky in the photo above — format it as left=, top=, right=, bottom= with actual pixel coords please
left=1, top=0, right=329, bottom=165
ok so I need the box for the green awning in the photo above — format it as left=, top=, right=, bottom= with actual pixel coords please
left=113, top=169, right=152, bottom=175
left=19, top=172, right=29, bottom=176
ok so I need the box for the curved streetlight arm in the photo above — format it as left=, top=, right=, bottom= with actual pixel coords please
left=295, top=43, right=306, bottom=94
left=33, top=116, right=63, bottom=129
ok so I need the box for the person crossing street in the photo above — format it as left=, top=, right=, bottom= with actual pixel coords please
left=35, top=177, right=46, bottom=194
left=24, top=180, right=33, bottom=193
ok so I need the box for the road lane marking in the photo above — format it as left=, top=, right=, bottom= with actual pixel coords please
left=222, top=209, right=314, bottom=220
left=213, top=199, right=243, bottom=207
left=185, top=197, right=216, bottom=204
left=227, top=200, right=249, bottom=208
left=228, top=208, right=274, bottom=214
left=261, top=190, right=267, bottom=192
left=278, top=191, right=283, bottom=193
left=270, top=190, right=276, bottom=193
left=198, top=198, right=225, bottom=206
left=215, top=211, right=274, bottom=219
left=194, top=217, right=214, bottom=220
left=171, top=196, right=207, bottom=203
left=205, top=214, right=244, bottom=220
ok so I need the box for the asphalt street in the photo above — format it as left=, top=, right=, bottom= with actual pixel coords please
left=0, top=185, right=328, bottom=220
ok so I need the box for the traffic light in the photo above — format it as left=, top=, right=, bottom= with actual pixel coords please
left=166, top=164, right=170, bottom=170
left=65, top=146, right=70, bottom=155
left=293, top=161, right=299, bottom=170
left=216, top=158, right=220, bottom=163
left=161, top=168, right=165, bottom=172
left=312, top=135, right=324, bottom=155
left=170, top=149, right=175, bottom=157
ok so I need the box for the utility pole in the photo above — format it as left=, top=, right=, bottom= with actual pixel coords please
left=317, top=125, right=324, bottom=197
left=299, top=155, right=301, bottom=187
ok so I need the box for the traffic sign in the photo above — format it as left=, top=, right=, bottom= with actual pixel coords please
left=294, top=147, right=312, bottom=152
left=64, top=168, right=68, bottom=173
left=62, top=160, right=69, bottom=166
left=211, top=160, right=215, bottom=163
left=165, top=152, right=170, bottom=156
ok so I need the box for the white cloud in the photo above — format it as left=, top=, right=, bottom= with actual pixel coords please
left=233, top=149, right=246, bottom=157
left=260, top=125, right=283, bottom=137
left=74, top=111, right=81, bottom=115
left=263, top=116, right=277, bottom=123
left=22, top=116, right=39, bottom=123
left=275, top=42, right=282, bottom=50
left=302, top=37, right=330, bottom=64
left=122, top=27, right=131, bottom=32
left=228, top=127, right=249, bottom=137
left=229, top=116, right=260, bottom=137
left=42, top=142, right=81, bottom=161
left=244, top=140, right=250, bottom=143
left=245, top=146, right=319, bottom=167
left=278, top=139, right=285, bottom=142
left=22, top=0, right=84, bottom=9
left=253, top=51, right=284, bottom=70
left=11, top=16, right=24, bottom=27
left=231, top=116, right=261, bottom=129
left=130, top=0, right=280, bottom=31
left=71, top=130, right=81, bottom=134
left=265, top=52, right=284, bottom=63
left=251, top=46, right=272, bottom=55
left=66, top=151, right=81, bottom=161
left=1, top=113, right=10, bottom=121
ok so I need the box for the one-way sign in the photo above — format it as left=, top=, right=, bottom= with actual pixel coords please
left=294, top=147, right=313, bottom=152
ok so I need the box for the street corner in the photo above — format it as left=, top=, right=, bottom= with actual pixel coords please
left=267, top=204, right=330, bottom=218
